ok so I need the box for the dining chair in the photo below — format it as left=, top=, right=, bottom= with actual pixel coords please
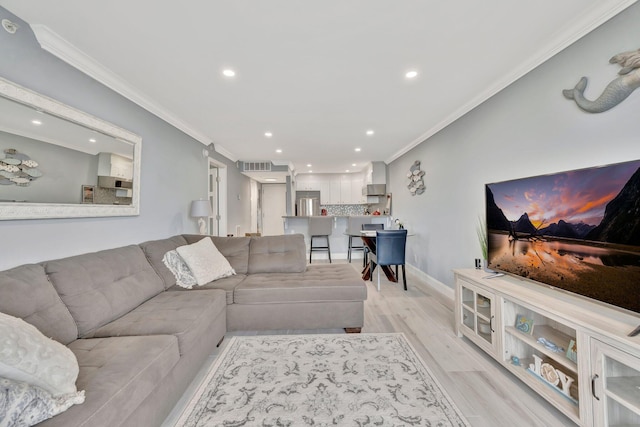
left=361, top=223, right=384, bottom=267
left=308, top=216, right=333, bottom=263
left=369, top=229, right=407, bottom=291
left=347, top=217, right=369, bottom=264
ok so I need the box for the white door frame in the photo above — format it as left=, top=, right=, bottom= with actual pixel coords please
left=207, top=157, right=228, bottom=236
left=250, top=180, right=259, bottom=233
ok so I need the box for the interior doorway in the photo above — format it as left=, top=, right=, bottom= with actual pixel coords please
left=208, top=158, right=227, bottom=236
left=261, top=184, right=286, bottom=235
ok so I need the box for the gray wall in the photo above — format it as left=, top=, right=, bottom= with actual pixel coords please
left=0, top=132, right=98, bottom=203
left=0, top=7, right=252, bottom=270
left=387, top=3, right=640, bottom=289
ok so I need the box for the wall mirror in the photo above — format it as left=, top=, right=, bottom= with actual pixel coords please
left=0, top=77, right=141, bottom=219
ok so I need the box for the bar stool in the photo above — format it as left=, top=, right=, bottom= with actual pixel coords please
left=309, top=216, right=333, bottom=263
left=347, top=217, right=369, bottom=264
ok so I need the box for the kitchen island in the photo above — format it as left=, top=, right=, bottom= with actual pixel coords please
left=283, top=215, right=390, bottom=261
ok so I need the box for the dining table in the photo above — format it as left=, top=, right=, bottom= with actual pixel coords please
left=345, top=230, right=413, bottom=283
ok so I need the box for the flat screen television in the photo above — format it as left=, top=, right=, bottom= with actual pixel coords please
left=485, top=159, right=640, bottom=315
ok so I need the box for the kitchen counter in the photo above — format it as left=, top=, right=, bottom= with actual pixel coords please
left=281, top=215, right=390, bottom=260
left=282, top=215, right=390, bottom=218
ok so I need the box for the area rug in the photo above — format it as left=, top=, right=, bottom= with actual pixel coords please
left=175, top=333, right=470, bottom=426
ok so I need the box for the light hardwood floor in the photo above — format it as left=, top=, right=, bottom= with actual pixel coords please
left=162, top=260, right=576, bottom=426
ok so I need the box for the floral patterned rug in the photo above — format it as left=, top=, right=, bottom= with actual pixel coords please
left=175, top=333, right=470, bottom=426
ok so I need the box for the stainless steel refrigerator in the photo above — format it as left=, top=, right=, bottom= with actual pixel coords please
left=297, top=197, right=320, bottom=216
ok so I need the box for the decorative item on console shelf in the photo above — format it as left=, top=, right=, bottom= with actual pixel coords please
left=528, top=354, right=578, bottom=403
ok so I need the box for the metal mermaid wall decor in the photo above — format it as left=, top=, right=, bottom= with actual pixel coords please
left=563, top=48, right=640, bottom=113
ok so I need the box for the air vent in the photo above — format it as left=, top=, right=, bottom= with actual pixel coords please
left=241, top=161, right=272, bottom=172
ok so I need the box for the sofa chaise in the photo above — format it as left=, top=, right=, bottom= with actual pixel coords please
left=0, top=233, right=367, bottom=427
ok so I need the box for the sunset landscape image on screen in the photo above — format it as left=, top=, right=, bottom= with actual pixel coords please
left=486, top=159, right=640, bottom=314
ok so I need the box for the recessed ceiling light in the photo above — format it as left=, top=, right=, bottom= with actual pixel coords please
left=346, top=169, right=350, bottom=173
left=308, top=170, right=312, bottom=173
left=89, top=138, right=97, bottom=143
left=31, top=119, right=42, bottom=125
left=405, top=70, right=418, bottom=79
left=275, top=149, right=282, bottom=153
left=306, top=164, right=312, bottom=167
left=222, top=69, right=236, bottom=77
left=354, top=147, right=361, bottom=152
left=366, top=130, right=374, bottom=136
left=264, top=132, right=273, bottom=138
left=352, top=163, right=356, bottom=167
left=264, top=178, right=277, bottom=182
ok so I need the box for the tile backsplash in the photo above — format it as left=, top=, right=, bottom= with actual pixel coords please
left=322, top=204, right=368, bottom=216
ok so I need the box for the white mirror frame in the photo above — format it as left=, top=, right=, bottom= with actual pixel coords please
left=0, top=77, right=141, bottom=220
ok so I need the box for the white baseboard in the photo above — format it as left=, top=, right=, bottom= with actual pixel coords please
left=406, top=264, right=454, bottom=301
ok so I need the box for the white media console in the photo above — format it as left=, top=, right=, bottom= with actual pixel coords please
left=454, top=268, right=640, bottom=426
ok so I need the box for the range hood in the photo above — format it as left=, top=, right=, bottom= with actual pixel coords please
left=363, top=184, right=386, bottom=196
left=98, top=176, right=133, bottom=189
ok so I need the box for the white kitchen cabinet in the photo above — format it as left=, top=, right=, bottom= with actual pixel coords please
left=351, top=175, right=364, bottom=203
left=319, top=180, right=331, bottom=204
left=295, top=174, right=320, bottom=191
left=340, top=176, right=351, bottom=203
left=98, top=153, right=133, bottom=180
left=300, top=173, right=365, bottom=204
left=329, top=177, right=341, bottom=204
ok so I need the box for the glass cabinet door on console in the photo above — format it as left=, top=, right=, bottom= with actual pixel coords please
left=590, top=339, right=640, bottom=427
left=456, top=278, right=498, bottom=356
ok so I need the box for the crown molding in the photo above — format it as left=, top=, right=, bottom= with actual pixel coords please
left=386, top=0, right=638, bottom=164
left=213, top=143, right=237, bottom=162
left=30, top=24, right=220, bottom=150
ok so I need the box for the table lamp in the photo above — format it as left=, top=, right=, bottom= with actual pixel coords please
left=190, top=199, right=212, bottom=235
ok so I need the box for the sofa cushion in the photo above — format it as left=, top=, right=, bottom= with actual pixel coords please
left=167, top=274, right=246, bottom=305
left=139, top=235, right=189, bottom=289
left=183, top=235, right=251, bottom=274
left=40, top=335, right=179, bottom=427
left=234, top=264, right=367, bottom=304
left=44, top=245, right=165, bottom=337
left=176, top=237, right=235, bottom=285
left=247, top=234, right=307, bottom=274
left=90, top=289, right=226, bottom=355
left=0, top=264, right=77, bottom=345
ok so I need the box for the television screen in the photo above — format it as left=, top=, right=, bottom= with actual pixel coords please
left=486, top=159, right=640, bottom=315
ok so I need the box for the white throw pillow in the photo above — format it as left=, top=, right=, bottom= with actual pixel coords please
left=0, top=312, right=81, bottom=397
left=0, top=377, right=85, bottom=427
left=176, top=238, right=235, bottom=285
left=162, top=250, right=198, bottom=289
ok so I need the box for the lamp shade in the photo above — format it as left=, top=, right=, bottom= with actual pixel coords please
left=190, top=199, right=212, bottom=218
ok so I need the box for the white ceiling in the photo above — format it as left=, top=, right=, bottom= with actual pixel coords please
left=0, top=94, right=133, bottom=158
left=1, top=1, right=636, bottom=180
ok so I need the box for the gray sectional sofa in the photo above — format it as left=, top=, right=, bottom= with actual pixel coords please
left=0, top=233, right=367, bottom=427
